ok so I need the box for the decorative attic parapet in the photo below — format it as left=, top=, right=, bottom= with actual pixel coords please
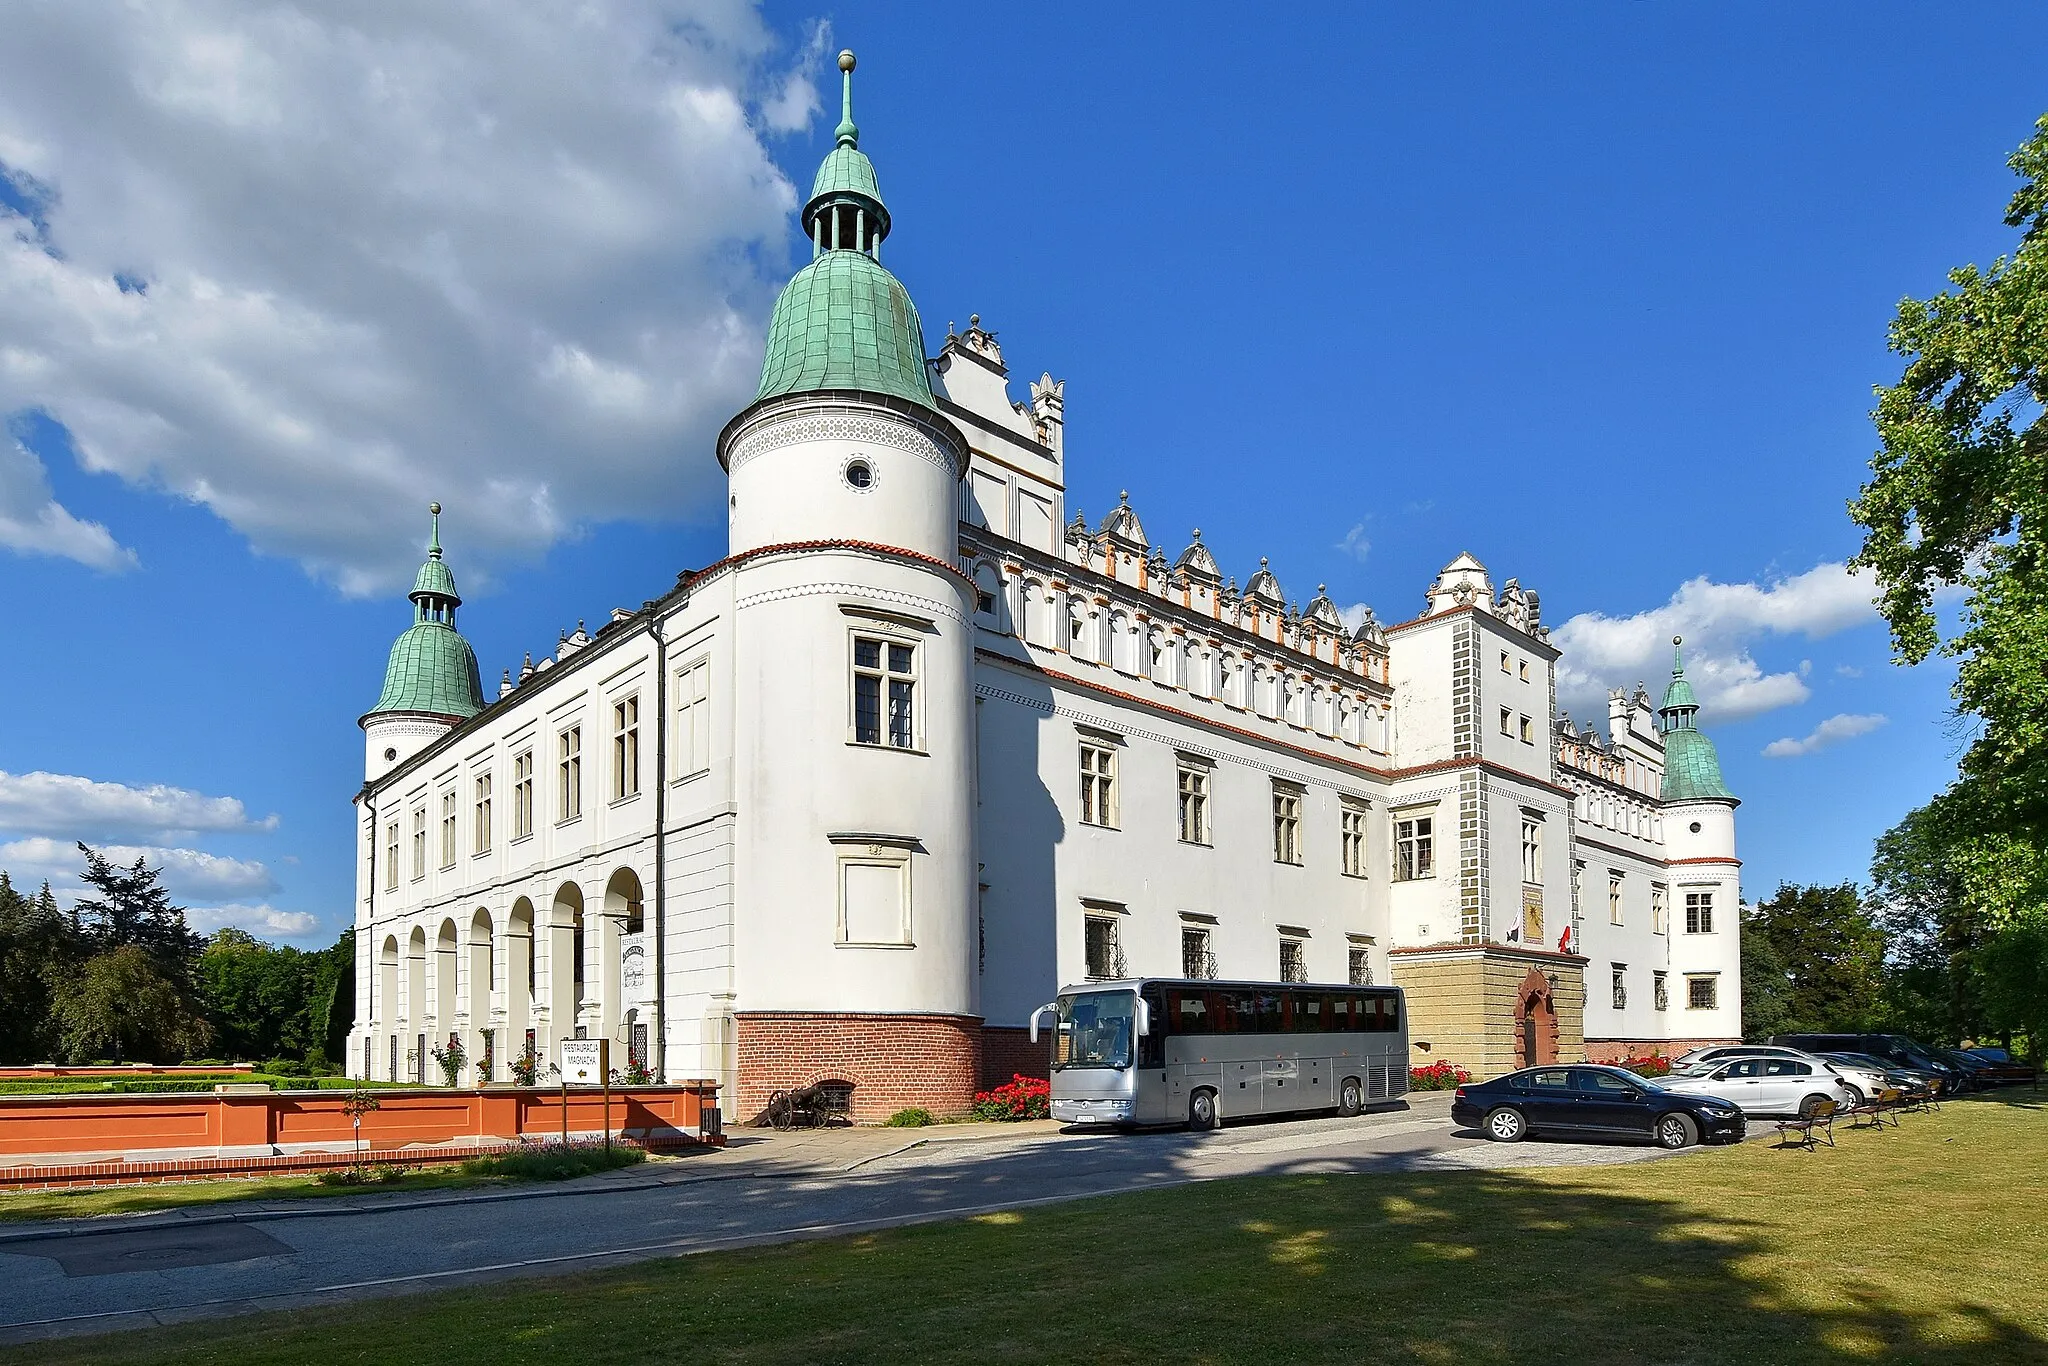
left=1029, top=372, right=1065, bottom=453
left=1175, top=529, right=1222, bottom=584
left=1244, top=557, right=1285, bottom=608
left=1097, top=490, right=1148, bottom=549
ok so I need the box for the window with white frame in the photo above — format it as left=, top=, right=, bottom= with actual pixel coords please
left=1687, top=973, right=1718, bottom=1010
left=1499, top=706, right=1513, bottom=736
left=853, top=635, right=917, bottom=748
left=410, top=808, right=426, bottom=880
left=1395, top=813, right=1434, bottom=880
left=675, top=658, right=710, bottom=776
left=1177, top=761, right=1211, bottom=845
left=439, top=791, right=457, bottom=868
left=473, top=773, right=492, bottom=854
left=1181, top=926, right=1214, bottom=979
left=1078, top=741, right=1118, bottom=827
left=1519, top=659, right=1529, bottom=682
left=1272, top=783, right=1303, bottom=865
left=1608, top=872, right=1624, bottom=925
left=1651, top=883, right=1668, bottom=935
left=1653, top=970, right=1669, bottom=1011
left=1341, top=800, right=1368, bottom=878
left=1348, top=945, right=1374, bottom=986
left=837, top=851, right=910, bottom=946
left=1084, top=915, right=1123, bottom=980
left=1685, top=890, right=1715, bottom=934
left=1521, top=818, right=1542, bottom=884
left=1279, top=937, right=1307, bottom=983
left=1519, top=714, right=1533, bottom=744
left=1612, top=964, right=1627, bottom=1010
left=384, top=821, right=399, bottom=892
left=612, top=695, right=640, bottom=800
left=557, top=726, right=582, bottom=821
left=513, top=750, right=534, bottom=839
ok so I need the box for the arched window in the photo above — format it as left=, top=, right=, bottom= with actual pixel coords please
left=1110, top=610, right=1139, bottom=674
left=1022, top=580, right=1050, bottom=647
left=972, top=562, right=1003, bottom=630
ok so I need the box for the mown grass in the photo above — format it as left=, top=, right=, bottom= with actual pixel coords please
left=10, top=1095, right=2046, bottom=1365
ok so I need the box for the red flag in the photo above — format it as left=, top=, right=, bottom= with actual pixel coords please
left=1557, top=925, right=1573, bottom=954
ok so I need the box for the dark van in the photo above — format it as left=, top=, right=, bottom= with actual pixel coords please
left=1767, top=1034, right=1970, bottom=1091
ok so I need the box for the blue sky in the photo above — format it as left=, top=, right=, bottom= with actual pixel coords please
left=0, top=3, right=2041, bottom=943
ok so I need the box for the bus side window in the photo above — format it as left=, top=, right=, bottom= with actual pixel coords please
left=1171, top=989, right=1208, bottom=1034
left=1382, top=995, right=1400, bottom=1033
left=1329, top=995, right=1352, bottom=1032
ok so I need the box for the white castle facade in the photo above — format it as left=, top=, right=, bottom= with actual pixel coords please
left=346, top=55, right=1742, bottom=1117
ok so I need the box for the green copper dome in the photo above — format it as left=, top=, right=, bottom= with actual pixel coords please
left=755, top=49, right=932, bottom=412
left=1657, top=637, right=1734, bottom=802
left=365, top=505, right=486, bottom=723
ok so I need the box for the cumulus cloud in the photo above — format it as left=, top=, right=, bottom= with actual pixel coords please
left=0, top=769, right=276, bottom=838
left=0, top=837, right=278, bottom=901
left=0, top=2, right=824, bottom=594
left=188, top=903, right=321, bottom=939
left=1551, top=562, right=1878, bottom=724
left=1761, top=712, right=1889, bottom=759
left=1334, top=523, right=1371, bottom=562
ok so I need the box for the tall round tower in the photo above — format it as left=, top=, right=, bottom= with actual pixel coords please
left=361, top=504, right=486, bottom=783
left=715, top=52, right=980, bottom=1121
left=1658, top=637, right=1743, bottom=1043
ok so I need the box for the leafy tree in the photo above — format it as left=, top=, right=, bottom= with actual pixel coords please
left=73, top=843, right=201, bottom=974
left=1739, top=915, right=1797, bottom=1041
left=194, top=926, right=356, bottom=1065
left=50, top=946, right=212, bottom=1063
left=1746, top=883, right=1887, bottom=1034
left=0, top=875, right=75, bottom=1063
left=1868, top=796, right=1992, bottom=1045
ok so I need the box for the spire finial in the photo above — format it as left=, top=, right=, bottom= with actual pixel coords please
left=835, top=49, right=858, bottom=147
left=428, top=501, right=443, bottom=559
left=1672, top=634, right=1684, bottom=675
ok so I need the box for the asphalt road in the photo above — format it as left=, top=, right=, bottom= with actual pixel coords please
left=0, top=1093, right=1682, bottom=1345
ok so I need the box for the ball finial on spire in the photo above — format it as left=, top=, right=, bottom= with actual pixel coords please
left=838, top=49, right=855, bottom=72
left=834, top=50, right=859, bottom=145
left=430, top=501, right=441, bottom=516
left=1673, top=634, right=1683, bottom=646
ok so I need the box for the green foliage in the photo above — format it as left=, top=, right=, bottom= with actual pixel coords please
left=0, top=875, right=69, bottom=1064
left=72, top=845, right=201, bottom=972
left=884, top=1107, right=935, bottom=1128
left=195, top=927, right=354, bottom=1067
left=1744, top=883, right=1887, bottom=1034
left=49, top=946, right=212, bottom=1064
left=458, top=1141, right=645, bottom=1182
left=1739, top=919, right=1797, bottom=1041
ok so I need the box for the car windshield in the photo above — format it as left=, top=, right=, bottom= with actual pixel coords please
left=1054, top=989, right=1135, bottom=1070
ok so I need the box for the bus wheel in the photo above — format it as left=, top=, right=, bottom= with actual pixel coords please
left=1339, top=1077, right=1364, bottom=1116
left=1189, top=1088, right=1220, bottom=1131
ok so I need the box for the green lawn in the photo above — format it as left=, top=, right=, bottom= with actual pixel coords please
left=12, top=1095, right=2046, bottom=1365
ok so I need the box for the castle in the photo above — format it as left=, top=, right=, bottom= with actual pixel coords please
left=346, top=54, right=1741, bottom=1118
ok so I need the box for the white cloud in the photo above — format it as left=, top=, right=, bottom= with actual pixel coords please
left=188, top=903, right=322, bottom=940
left=1552, top=561, right=1878, bottom=724
left=1835, top=664, right=1864, bottom=678
left=0, top=2, right=824, bottom=593
left=1761, top=712, right=1889, bottom=759
left=0, top=436, right=134, bottom=569
left=0, top=837, right=277, bottom=901
left=1334, top=523, right=1371, bottom=562
left=0, top=769, right=276, bottom=838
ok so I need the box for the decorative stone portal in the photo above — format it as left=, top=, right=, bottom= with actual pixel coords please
left=1389, top=944, right=1588, bottom=1079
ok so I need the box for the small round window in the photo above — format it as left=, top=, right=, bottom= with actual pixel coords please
left=1689, top=821, right=1702, bottom=834
left=844, top=457, right=874, bottom=491
left=384, top=747, right=398, bottom=761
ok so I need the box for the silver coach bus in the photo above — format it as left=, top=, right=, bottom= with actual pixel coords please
left=1030, top=978, right=1410, bottom=1130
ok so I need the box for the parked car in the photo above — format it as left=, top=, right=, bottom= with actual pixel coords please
left=1451, top=1065, right=1746, bottom=1149
left=1767, top=1033, right=1973, bottom=1093
left=1662, top=1056, right=1855, bottom=1119
left=1665, top=1045, right=1887, bottom=1101
left=1935, top=1047, right=2037, bottom=1087
left=1965, top=1046, right=2013, bottom=1062
left=1820, top=1052, right=1945, bottom=1097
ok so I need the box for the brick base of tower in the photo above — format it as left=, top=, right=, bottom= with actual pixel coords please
left=735, top=1012, right=983, bottom=1123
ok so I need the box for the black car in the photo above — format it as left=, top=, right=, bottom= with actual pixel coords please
left=1768, top=1033, right=1973, bottom=1092
left=1450, top=1064, right=1747, bottom=1149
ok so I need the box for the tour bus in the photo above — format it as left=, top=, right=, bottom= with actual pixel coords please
left=1029, top=978, right=1410, bottom=1130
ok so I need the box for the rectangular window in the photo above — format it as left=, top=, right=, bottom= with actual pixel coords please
left=1079, top=742, right=1118, bottom=828
left=1519, top=659, right=1529, bottom=682
left=1084, top=916, right=1123, bottom=980
left=1686, top=890, right=1715, bottom=934
left=1612, top=965, right=1627, bottom=1010
left=1279, top=938, right=1307, bottom=984
left=675, top=659, right=710, bottom=776
left=612, top=695, right=640, bottom=800
left=1499, top=706, right=1513, bottom=736
left=1653, top=970, right=1669, bottom=1011
left=1519, top=714, right=1533, bottom=744
left=1651, top=884, right=1668, bottom=935
left=838, top=854, right=910, bottom=945
left=1687, top=974, right=1719, bottom=1010
left=384, top=822, right=399, bottom=892
left=1272, top=784, right=1303, bottom=865
left=1608, top=873, right=1624, bottom=925
left=1348, top=946, right=1373, bottom=986
left=1181, top=926, right=1213, bottom=979
left=1520, top=818, right=1542, bottom=884
left=1395, top=814, right=1434, bottom=880
left=473, top=773, right=492, bottom=853
left=1340, top=801, right=1368, bottom=878
left=853, top=636, right=917, bottom=748
left=1177, top=763, right=1211, bottom=845
left=439, top=790, right=457, bottom=868
left=1500, top=651, right=1511, bottom=674
left=558, top=726, right=582, bottom=821
left=410, top=808, right=426, bottom=880
left=513, top=750, right=534, bottom=839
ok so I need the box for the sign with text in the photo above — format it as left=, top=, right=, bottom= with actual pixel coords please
left=620, top=933, right=652, bottom=1005
left=559, top=1038, right=607, bottom=1086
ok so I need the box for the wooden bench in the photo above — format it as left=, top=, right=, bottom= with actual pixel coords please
left=1845, top=1087, right=1903, bottom=1130
left=1774, top=1099, right=1838, bottom=1150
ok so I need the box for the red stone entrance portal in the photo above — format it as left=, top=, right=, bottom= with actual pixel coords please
left=1514, top=967, right=1560, bottom=1067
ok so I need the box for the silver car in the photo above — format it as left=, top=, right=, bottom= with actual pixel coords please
left=1663, top=1055, right=1855, bottom=1118
left=1669, top=1045, right=1887, bottom=1102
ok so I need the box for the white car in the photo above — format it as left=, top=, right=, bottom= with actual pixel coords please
left=1669, top=1045, right=1888, bottom=1102
left=1663, top=1055, right=1856, bottom=1118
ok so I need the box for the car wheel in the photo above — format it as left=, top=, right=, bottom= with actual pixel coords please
left=1189, top=1088, right=1220, bottom=1132
left=1656, top=1113, right=1698, bottom=1150
left=1484, top=1107, right=1526, bottom=1143
left=1798, top=1093, right=1831, bottom=1120
left=1338, top=1077, right=1364, bottom=1117
left=1841, top=1083, right=1865, bottom=1103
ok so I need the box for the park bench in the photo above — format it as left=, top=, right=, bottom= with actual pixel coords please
left=1774, top=1098, right=1838, bottom=1150
left=1845, top=1087, right=1904, bottom=1130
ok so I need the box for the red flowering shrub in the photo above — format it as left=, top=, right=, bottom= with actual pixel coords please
left=1617, top=1053, right=1672, bottom=1077
left=1408, top=1061, right=1472, bottom=1091
left=972, top=1073, right=1051, bottom=1120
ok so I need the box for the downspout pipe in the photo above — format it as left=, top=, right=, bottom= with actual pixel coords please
left=649, top=601, right=671, bottom=1082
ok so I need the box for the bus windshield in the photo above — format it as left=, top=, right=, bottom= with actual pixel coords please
left=1055, top=990, right=1136, bottom=1070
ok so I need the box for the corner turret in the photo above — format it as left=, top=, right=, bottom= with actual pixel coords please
left=361, top=503, right=485, bottom=782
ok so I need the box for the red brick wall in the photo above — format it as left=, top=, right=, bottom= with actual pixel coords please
left=735, top=1012, right=981, bottom=1123
left=978, top=1026, right=1049, bottom=1090
left=1582, top=1037, right=1738, bottom=1064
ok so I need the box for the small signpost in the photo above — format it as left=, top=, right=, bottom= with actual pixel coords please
left=559, top=1038, right=611, bottom=1151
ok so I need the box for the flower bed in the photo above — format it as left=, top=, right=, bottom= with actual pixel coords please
left=971, top=1074, right=1050, bottom=1121
left=1616, top=1054, right=1673, bottom=1078
left=1408, top=1061, right=1472, bottom=1091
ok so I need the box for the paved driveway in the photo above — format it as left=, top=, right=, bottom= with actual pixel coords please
left=0, top=1092, right=1685, bottom=1345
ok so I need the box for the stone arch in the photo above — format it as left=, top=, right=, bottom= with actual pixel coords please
left=971, top=561, right=1004, bottom=630
left=1021, top=578, right=1050, bottom=647
left=1513, top=966, right=1561, bottom=1068
left=605, top=866, right=650, bottom=1069
left=553, top=881, right=586, bottom=1021
left=509, top=896, right=536, bottom=1001
left=433, top=917, right=460, bottom=1080
left=377, top=934, right=400, bottom=1030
